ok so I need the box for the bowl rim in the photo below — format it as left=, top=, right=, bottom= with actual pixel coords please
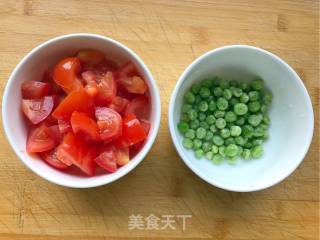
left=2, top=33, right=161, bottom=188
left=168, top=44, right=314, bottom=192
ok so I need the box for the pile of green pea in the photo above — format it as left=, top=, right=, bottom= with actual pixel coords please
left=177, top=77, right=272, bottom=164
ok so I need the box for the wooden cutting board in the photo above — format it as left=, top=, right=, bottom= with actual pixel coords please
left=0, top=1, right=318, bottom=239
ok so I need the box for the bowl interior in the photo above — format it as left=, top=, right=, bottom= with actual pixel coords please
left=3, top=34, right=160, bottom=188
left=170, top=46, right=313, bottom=191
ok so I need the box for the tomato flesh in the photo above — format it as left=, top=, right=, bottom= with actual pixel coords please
left=95, top=107, right=122, bottom=142
left=70, top=111, right=100, bottom=141
left=39, top=148, right=69, bottom=170
left=94, top=146, right=117, bottom=173
left=56, top=132, right=97, bottom=175
left=27, top=124, right=58, bottom=153
left=77, top=49, right=105, bottom=67
left=22, top=96, right=54, bottom=124
left=115, top=147, right=129, bottom=166
left=57, top=119, right=71, bottom=133
left=52, top=88, right=93, bottom=120
left=123, top=114, right=147, bottom=145
left=108, top=96, right=129, bottom=114
left=53, top=57, right=83, bottom=93
left=22, top=81, right=49, bottom=99
left=95, top=72, right=117, bottom=104
left=125, top=96, right=150, bottom=120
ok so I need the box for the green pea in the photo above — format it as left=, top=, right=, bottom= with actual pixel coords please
left=199, top=121, right=209, bottom=129
left=248, top=114, right=262, bottom=127
left=220, top=128, right=231, bottom=138
left=248, top=91, right=260, bottom=101
left=252, top=138, right=264, bottom=146
left=240, top=93, right=249, bottom=103
left=263, top=91, right=273, bottom=104
left=230, top=125, right=242, bottom=136
left=177, top=121, right=189, bottom=133
left=248, top=101, right=261, bottom=112
left=225, top=137, right=235, bottom=145
left=217, top=97, right=229, bottom=110
left=238, top=82, right=249, bottom=90
left=235, top=117, right=245, bottom=126
left=195, top=95, right=202, bottom=104
left=242, top=125, right=254, bottom=138
left=205, top=131, right=214, bottom=141
left=260, top=104, right=269, bottom=113
left=225, top=144, right=239, bottom=157
left=205, top=151, right=214, bottom=160
left=234, top=103, right=248, bottom=115
left=232, top=88, right=243, bottom=97
left=191, top=82, right=201, bottom=94
left=223, top=89, right=232, bottom=99
left=199, top=87, right=211, bottom=98
left=225, top=111, right=237, bottom=122
left=235, top=136, right=246, bottom=146
left=195, top=149, right=204, bottom=158
left=190, top=119, right=200, bottom=129
left=185, top=129, right=196, bottom=139
left=253, top=126, right=265, bottom=137
left=210, top=125, right=218, bottom=133
left=212, top=154, right=223, bottom=164
left=229, top=80, right=238, bottom=87
left=202, top=142, right=212, bottom=153
left=244, top=142, right=253, bottom=148
left=213, top=76, right=222, bottom=86
left=196, top=127, right=206, bottom=139
left=202, top=79, right=213, bottom=88
left=182, top=104, right=192, bottom=113
left=211, top=145, right=219, bottom=154
left=251, top=79, right=264, bottom=91
left=188, top=109, right=198, bottom=120
left=206, top=115, right=216, bottom=125
left=208, top=100, right=217, bottom=111
left=213, top=87, right=223, bottom=97
left=180, top=113, right=190, bottom=122
left=251, top=145, right=263, bottom=158
left=214, top=110, right=225, bottom=118
left=193, top=139, right=202, bottom=149
left=198, top=101, right=209, bottom=112
left=184, top=91, right=195, bottom=103
left=219, top=146, right=226, bottom=157
left=242, top=149, right=251, bottom=160
left=198, top=112, right=206, bottom=121
left=182, top=138, right=193, bottom=149
left=229, top=97, right=239, bottom=106
left=215, top=118, right=226, bottom=129
left=263, top=115, right=270, bottom=125
left=219, top=80, right=230, bottom=89
left=213, top=135, right=224, bottom=146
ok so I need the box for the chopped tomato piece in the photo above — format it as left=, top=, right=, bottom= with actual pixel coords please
left=140, top=119, right=151, bottom=135
left=21, top=81, right=50, bottom=99
left=42, top=70, right=64, bottom=95
left=117, top=76, right=147, bottom=94
left=123, top=114, right=147, bottom=145
left=82, top=71, right=99, bottom=97
left=52, top=88, right=93, bottom=120
left=48, top=125, right=63, bottom=144
left=58, top=119, right=71, bottom=133
left=95, top=72, right=117, bottom=104
left=108, top=96, right=129, bottom=114
left=39, top=148, right=69, bottom=170
left=125, top=96, right=150, bottom=120
left=94, top=146, right=117, bottom=173
left=22, top=96, right=54, bottom=124
left=95, top=107, right=122, bottom=142
left=56, top=132, right=97, bottom=175
left=26, top=124, right=58, bottom=153
left=82, top=70, right=97, bottom=83
left=77, top=49, right=105, bottom=67
left=53, top=57, right=83, bottom=93
left=115, top=62, right=137, bottom=77
left=115, top=147, right=129, bottom=166
left=70, top=111, right=100, bottom=141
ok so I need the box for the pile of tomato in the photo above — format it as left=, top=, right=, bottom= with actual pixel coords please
left=21, top=50, right=150, bottom=176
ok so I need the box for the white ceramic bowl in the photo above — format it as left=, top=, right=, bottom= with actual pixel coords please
left=169, top=45, right=314, bottom=192
left=2, top=33, right=161, bottom=188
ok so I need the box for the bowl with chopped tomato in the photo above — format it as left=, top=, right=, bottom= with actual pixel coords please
left=2, top=33, right=161, bottom=188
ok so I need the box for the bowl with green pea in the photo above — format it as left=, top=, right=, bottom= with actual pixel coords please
left=168, top=45, right=314, bottom=192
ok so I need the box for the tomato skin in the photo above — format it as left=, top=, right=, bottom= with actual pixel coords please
left=26, top=124, right=58, bottom=153
left=77, top=49, right=105, bottom=67
left=21, top=81, right=50, bottom=99
left=95, top=107, right=122, bottom=142
left=56, top=132, right=97, bottom=175
left=125, top=96, right=150, bottom=120
left=53, top=57, right=83, bottom=93
left=140, top=119, right=151, bottom=135
left=70, top=111, right=100, bottom=141
left=94, top=146, right=117, bottom=173
left=123, top=114, right=147, bottom=145
left=108, top=96, right=129, bottom=114
left=95, top=72, right=117, bottom=104
left=52, top=88, right=93, bottom=120
left=22, top=96, right=54, bottom=124
left=39, top=148, right=69, bottom=170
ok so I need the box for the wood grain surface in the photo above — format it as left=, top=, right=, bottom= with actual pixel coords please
left=0, top=1, right=319, bottom=239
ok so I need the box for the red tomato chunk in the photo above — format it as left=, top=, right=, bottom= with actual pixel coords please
left=21, top=49, right=151, bottom=176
